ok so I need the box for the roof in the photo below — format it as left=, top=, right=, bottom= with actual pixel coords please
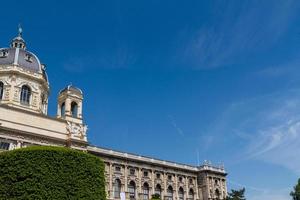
left=59, top=84, right=83, bottom=95
left=0, top=48, right=43, bottom=73
left=87, top=145, right=226, bottom=174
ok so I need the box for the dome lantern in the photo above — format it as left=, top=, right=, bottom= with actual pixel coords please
left=10, top=24, right=26, bottom=50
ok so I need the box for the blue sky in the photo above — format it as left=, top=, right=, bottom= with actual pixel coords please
left=1, top=0, right=300, bottom=199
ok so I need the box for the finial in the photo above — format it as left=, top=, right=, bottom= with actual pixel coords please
left=18, top=24, right=23, bottom=37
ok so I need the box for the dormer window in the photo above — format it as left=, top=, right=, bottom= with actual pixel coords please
left=0, top=50, right=8, bottom=58
left=25, top=54, right=33, bottom=63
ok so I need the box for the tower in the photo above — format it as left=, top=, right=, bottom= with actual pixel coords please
left=57, top=84, right=87, bottom=144
left=0, top=25, right=49, bottom=114
left=57, top=84, right=83, bottom=123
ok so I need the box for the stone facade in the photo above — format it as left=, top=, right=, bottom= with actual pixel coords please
left=0, top=28, right=227, bottom=200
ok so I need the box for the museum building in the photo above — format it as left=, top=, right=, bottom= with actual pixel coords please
left=0, top=28, right=227, bottom=200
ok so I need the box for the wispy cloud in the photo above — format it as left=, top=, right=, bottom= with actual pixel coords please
left=173, top=0, right=298, bottom=69
left=168, top=115, right=185, bottom=137
left=63, top=45, right=138, bottom=72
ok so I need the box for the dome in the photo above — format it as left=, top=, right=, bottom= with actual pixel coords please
left=0, top=26, right=43, bottom=73
left=59, top=84, right=83, bottom=96
left=0, top=47, right=42, bottom=73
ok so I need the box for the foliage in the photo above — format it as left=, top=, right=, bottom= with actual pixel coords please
left=226, top=188, right=246, bottom=200
left=0, top=146, right=106, bottom=200
left=151, top=194, right=161, bottom=200
left=291, top=179, right=300, bottom=200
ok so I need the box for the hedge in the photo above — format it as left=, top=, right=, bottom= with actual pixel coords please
left=0, top=146, right=106, bottom=200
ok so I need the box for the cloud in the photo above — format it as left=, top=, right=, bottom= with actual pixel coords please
left=173, top=0, right=298, bottom=69
left=168, top=115, right=185, bottom=137
left=63, top=45, right=137, bottom=72
left=199, top=78, right=300, bottom=172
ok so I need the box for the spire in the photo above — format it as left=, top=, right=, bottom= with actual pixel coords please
left=18, top=24, right=23, bottom=37
left=11, top=24, right=26, bottom=49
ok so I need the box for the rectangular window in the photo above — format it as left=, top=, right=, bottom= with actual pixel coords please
left=144, top=171, right=148, bottom=177
left=115, top=166, right=121, bottom=172
left=156, top=173, right=161, bottom=179
left=130, top=169, right=135, bottom=175
left=0, top=142, right=10, bottom=150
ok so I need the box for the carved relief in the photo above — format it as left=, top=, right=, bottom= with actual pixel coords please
left=4, top=87, right=10, bottom=100
left=66, top=121, right=87, bottom=140
left=14, top=87, right=20, bottom=101
left=32, top=94, right=38, bottom=107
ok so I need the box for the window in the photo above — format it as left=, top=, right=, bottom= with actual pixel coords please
left=178, top=176, right=183, bottom=182
left=214, top=179, right=219, bottom=186
left=115, top=166, right=121, bottom=172
left=128, top=181, right=136, bottom=199
left=114, top=179, right=121, bottom=198
left=0, top=82, right=3, bottom=100
left=156, top=173, right=161, bottom=179
left=61, top=102, right=65, bottom=117
left=20, top=85, right=31, bottom=105
left=155, top=184, right=161, bottom=197
left=189, top=189, right=194, bottom=200
left=71, top=101, right=78, bottom=118
left=143, top=183, right=149, bottom=200
left=130, top=168, right=135, bottom=175
left=166, top=186, right=173, bottom=200
left=215, top=189, right=220, bottom=199
left=189, top=178, right=193, bottom=184
left=144, top=171, right=148, bottom=177
left=168, top=175, right=172, bottom=181
left=0, top=50, right=8, bottom=58
left=0, top=142, right=10, bottom=150
left=178, top=187, right=184, bottom=200
left=25, top=54, right=33, bottom=62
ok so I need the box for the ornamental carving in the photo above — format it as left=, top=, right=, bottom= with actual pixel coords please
left=66, top=121, right=87, bottom=140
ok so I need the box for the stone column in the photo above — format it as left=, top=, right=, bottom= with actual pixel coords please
left=139, top=167, right=142, bottom=199
left=109, top=163, right=113, bottom=199
left=175, top=174, right=178, bottom=200
left=125, top=165, right=128, bottom=192
left=186, top=177, right=189, bottom=199
left=152, top=170, right=155, bottom=195
left=163, top=172, right=166, bottom=198
left=195, top=175, right=202, bottom=199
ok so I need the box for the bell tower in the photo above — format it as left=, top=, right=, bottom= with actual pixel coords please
left=57, top=84, right=87, bottom=144
left=57, top=84, right=83, bottom=124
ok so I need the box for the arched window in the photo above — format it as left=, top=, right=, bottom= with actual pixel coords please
left=20, top=85, right=31, bottom=105
left=0, top=82, right=3, bottom=100
left=167, top=186, right=173, bottom=200
left=61, top=102, right=65, bottom=117
left=143, top=183, right=149, bottom=200
left=155, top=184, right=162, bottom=197
left=215, top=189, right=220, bottom=199
left=189, top=188, right=194, bottom=200
left=71, top=101, right=78, bottom=118
left=178, top=187, right=184, bottom=200
left=128, top=181, right=136, bottom=199
left=114, top=179, right=121, bottom=198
